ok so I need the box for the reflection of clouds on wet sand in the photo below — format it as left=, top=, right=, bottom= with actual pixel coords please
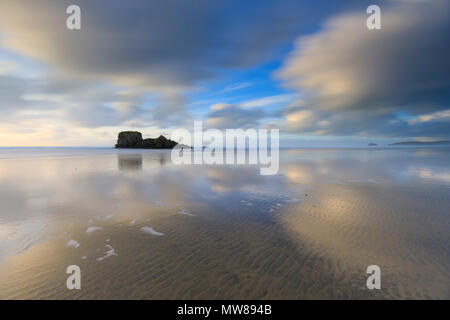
left=282, top=148, right=450, bottom=188
left=0, top=148, right=449, bottom=299
left=409, top=167, right=450, bottom=184
left=277, top=179, right=450, bottom=298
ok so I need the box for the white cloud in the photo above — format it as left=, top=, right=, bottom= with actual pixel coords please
left=240, top=94, right=295, bottom=108
left=221, top=82, right=253, bottom=92
left=407, top=110, right=450, bottom=125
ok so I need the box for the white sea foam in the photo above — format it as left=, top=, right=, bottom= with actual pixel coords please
left=96, top=214, right=115, bottom=221
left=153, top=200, right=164, bottom=206
left=240, top=200, right=253, bottom=206
left=26, top=196, right=48, bottom=208
left=86, top=226, right=102, bottom=234
left=67, top=239, right=80, bottom=248
left=22, top=237, right=32, bottom=250
left=97, top=245, right=118, bottom=261
left=286, top=197, right=300, bottom=203
left=141, top=226, right=164, bottom=236
left=178, top=209, right=194, bottom=216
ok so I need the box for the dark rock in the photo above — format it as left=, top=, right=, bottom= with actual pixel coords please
left=115, top=131, right=178, bottom=149
left=115, top=131, right=142, bottom=148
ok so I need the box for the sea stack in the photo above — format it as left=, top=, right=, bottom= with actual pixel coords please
left=115, top=131, right=178, bottom=149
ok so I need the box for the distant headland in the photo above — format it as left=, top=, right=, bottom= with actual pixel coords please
left=115, top=131, right=178, bottom=149
left=388, top=140, right=450, bottom=146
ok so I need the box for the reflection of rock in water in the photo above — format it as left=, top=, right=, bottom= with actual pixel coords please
left=118, top=154, right=143, bottom=171
left=159, top=154, right=167, bottom=167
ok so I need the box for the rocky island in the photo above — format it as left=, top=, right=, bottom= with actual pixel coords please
left=115, top=131, right=178, bottom=149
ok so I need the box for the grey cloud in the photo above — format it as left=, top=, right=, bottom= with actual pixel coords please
left=0, top=73, right=154, bottom=130
left=295, top=109, right=450, bottom=139
left=206, top=104, right=267, bottom=129
left=0, top=0, right=343, bottom=87
left=2, top=0, right=445, bottom=140
left=0, top=0, right=377, bottom=130
left=278, top=0, right=450, bottom=139
left=0, top=0, right=294, bottom=130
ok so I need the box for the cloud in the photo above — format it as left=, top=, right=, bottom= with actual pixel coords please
left=0, top=0, right=337, bottom=141
left=285, top=110, right=317, bottom=131
left=0, top=61, right=18, bottom=75
left=0, top=0, right=330, bottom=91
left=206, top=103, right=266, bottom=129
left=0, top=0, right=448, bottom=144
left=277, top=0, right=450, bottom=138
left=407, top=110, right=450, bottom=125
left=221, top=82, right=253, bottom=92
left=205, top=94, right=293, bottom=129
left=240, top=94, right=295, bottom=108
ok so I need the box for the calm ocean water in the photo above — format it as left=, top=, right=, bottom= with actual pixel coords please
left=0, top=147, right=449, bottom=299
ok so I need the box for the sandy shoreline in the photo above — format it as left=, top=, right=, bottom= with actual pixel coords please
left=0, top=148, right=449, bottom=299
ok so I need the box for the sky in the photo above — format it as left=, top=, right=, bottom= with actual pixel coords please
left=0, top=0, right=449, bottom=147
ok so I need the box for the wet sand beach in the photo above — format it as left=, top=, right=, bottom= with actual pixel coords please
left=0, top=148, right=449, bottom=299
